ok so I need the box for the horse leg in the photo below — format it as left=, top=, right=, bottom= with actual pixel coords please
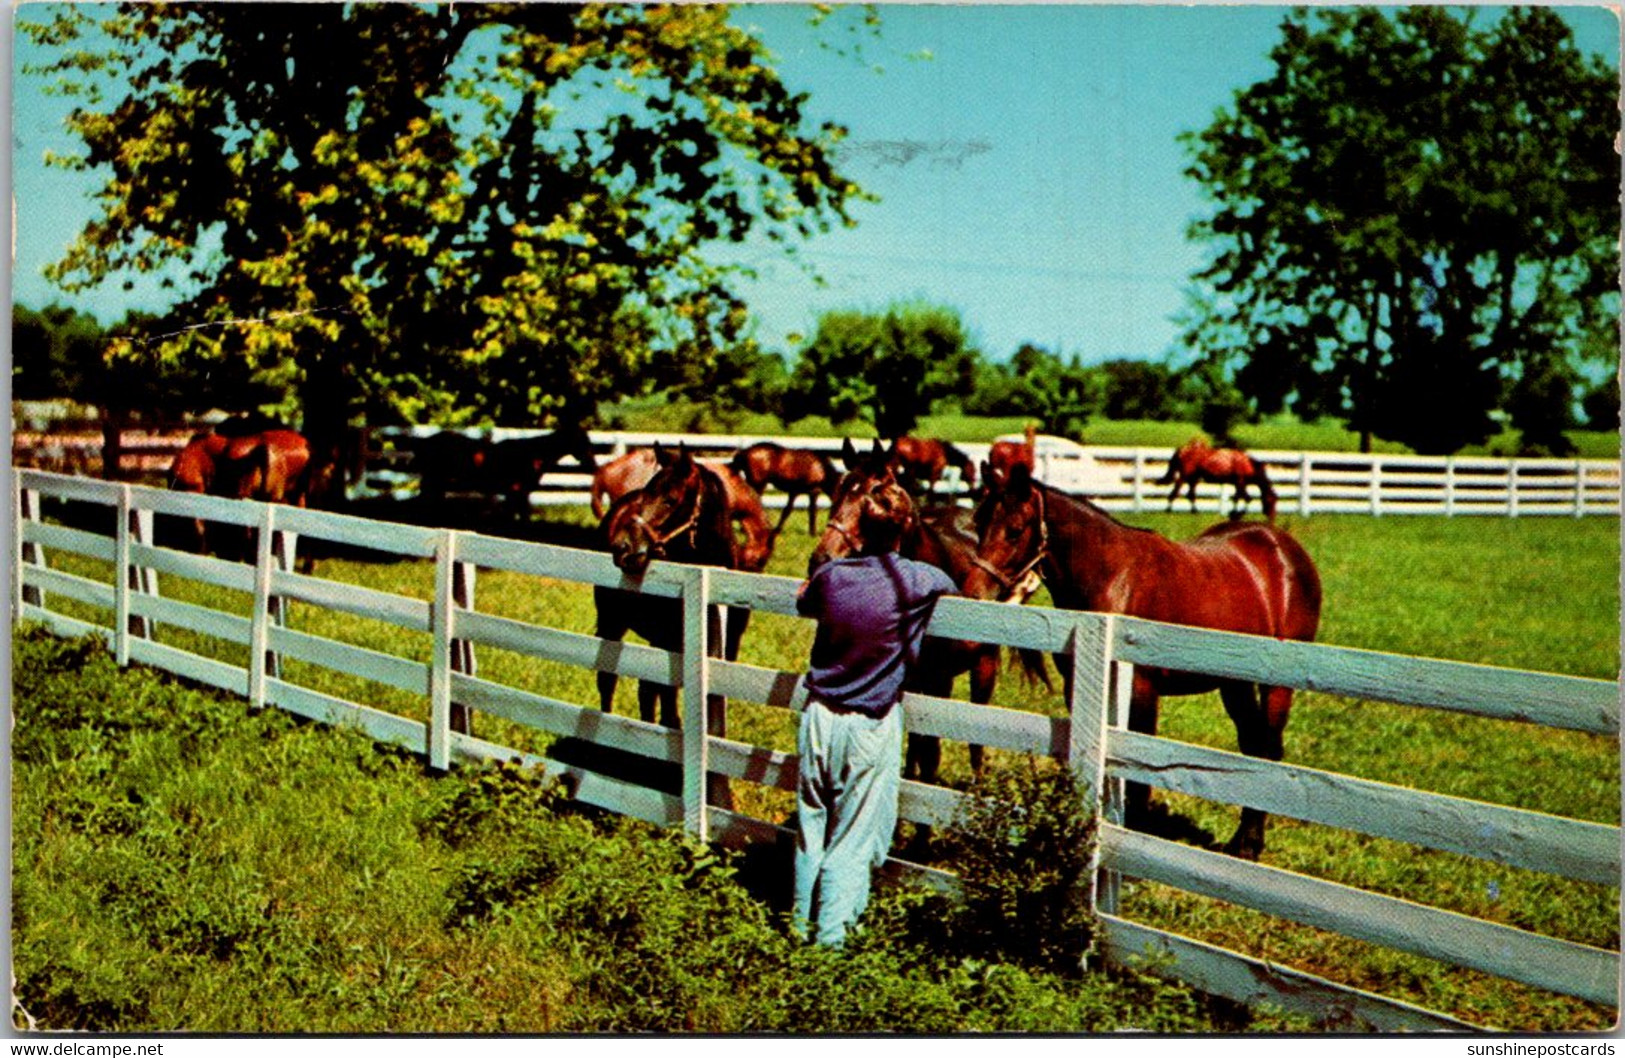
left=773, top=493, right=797, bottom=536
left=1123, top=677, right=1162, bottom=831
left=1185, top=479, right=1199, bottom=513
left=594, top=589, right=629, bottom=715
left=1165, top=474, right=1182, bottom=512
left=966, top=645, right=999, bottom=780
left=1218, top=681, right=1290, bottom=859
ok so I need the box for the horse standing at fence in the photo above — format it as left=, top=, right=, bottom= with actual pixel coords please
left=1159, top=437, right=1278, bottom=524
left=890, top=436, right=977, bottom=499
left=728, top=442, right=840, bottom=535
left=964, top=461, right=1321, bottom=859
left=594, top=444, right=755, bottom=729
left=592, top=447, right=775, bottom=573
left=810, top=439, right=1045, bottom=788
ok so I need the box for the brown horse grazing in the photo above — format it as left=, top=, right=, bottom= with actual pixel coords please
left=890, top=436, right=978, bottom=499
left=594, top=444, right=753, bottom=729
left=728, top=442, right=840, bottom=535
left=592, top=448, right=775, bottom=573
left=167, top=426, right=315, bottom=558
left=1158, top=437, right=1278, bottom=524
left=809, top=440, right=1045, bottom=788
left=964, top=461, right=1322, bottom=860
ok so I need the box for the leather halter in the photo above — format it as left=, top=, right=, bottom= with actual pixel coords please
left=971, top=484, right=1050, bottom=602
left=629, top=476, right=704, bottom=556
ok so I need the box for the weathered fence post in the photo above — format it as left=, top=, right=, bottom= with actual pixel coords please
left=1370, top=456, right=1383, bottom=516
left=450, top=555, right=478, bottom=736
left=1575, top=459, right=1587, bottom=519
left=17, top=484, right=45, bottom=614
left=1508, top=459, right=1520, bottom=518
left=1068, top=612, right=1121, bottom=946
left=1131, top=449, right=1146, bottom=512
left=1444, top=457, right=1457, bottom=517
left=1297, top=454, right=1311, bottom=517
left=249, top=502, right=290, bottom=711
left=681, top=565, right=712, bottom=839
left=113, top=487, right=157, bottom=664
left=429, top=529, right=461, bottom=771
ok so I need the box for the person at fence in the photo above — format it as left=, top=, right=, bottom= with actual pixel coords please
left=793, top=494, right=956, bottom=947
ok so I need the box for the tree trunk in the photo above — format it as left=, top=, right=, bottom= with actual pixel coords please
left=99, top=406, right=126, bottom=481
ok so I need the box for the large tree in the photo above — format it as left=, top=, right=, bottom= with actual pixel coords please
left=1181, top=6, right=1618, bottom=454
left=784, top=304, right=979, bottom=438
left=24, top=3, right=864, bottom=487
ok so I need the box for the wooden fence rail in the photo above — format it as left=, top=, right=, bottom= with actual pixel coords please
left=11, top=467, right=1620, bottom=1030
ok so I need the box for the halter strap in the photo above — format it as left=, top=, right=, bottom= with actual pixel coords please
left=975, top=484, right=1050, bottom=600
left=631, top=480, right=704, bottom=554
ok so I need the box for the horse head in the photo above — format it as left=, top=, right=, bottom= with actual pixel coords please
left=809, top=440, right=915, bottom=576
left=965, top=461, right=1048, bottom=605
left=603, top=443, right=707, bottom=577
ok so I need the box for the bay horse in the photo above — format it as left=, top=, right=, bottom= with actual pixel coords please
left=809, top=440, right=1045, bottom=789
left=728, top=442, right=839, bottom=535
left=594, top=444, right=755, bottom=730
left=890, top=436, right=977, bottom=499
left=591, top=447, right=775, bottom=573
left=963, top=461, right=1321, bottom=859
left=1159, top=437, right=1278, bottom=524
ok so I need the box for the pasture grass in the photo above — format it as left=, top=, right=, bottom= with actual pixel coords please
left=18, top=497, right=1620, bottom=1031
left=13, top=627, right=1299, bottom=1034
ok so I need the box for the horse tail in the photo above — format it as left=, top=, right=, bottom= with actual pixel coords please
left=1254, top=462, right=1278, bottom=524
left=1155, top=449, right=1181, bottom=485
left=1010, top=646, right=1052, bottom=690
left=590, top=470, right=610, bottom=520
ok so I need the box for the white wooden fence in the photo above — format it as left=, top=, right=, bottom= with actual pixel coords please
left=11, top=467, right=1621, bottom=1031
left=357, top=428, right=1623, bottom=518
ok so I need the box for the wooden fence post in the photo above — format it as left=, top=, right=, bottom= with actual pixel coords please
left=17, top=485, right=45, bottom=614
left=1444, top=457, right=1457, bottom=518
left=1068, top=612, right=1120, bottom=944
left=429, top=529, right=461, bottom=771
left=1131, top=450, right=1146, bottom=512
left=450, top=555, right=478, bottom=736
left=249, top=503, right=287, bottom=711
left=1297, top=454, right=1311, bottom=517
left=113, top=487, right=161, bottom=663
left=1508, top=459, right=1520, bottom=518
left=681, top=565, right=712, bottom=839
left=1575, top=459, right=1587, bottom=519
left=1370, top=456, right=1383, bottom=516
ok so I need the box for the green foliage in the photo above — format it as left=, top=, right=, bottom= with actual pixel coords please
left=785, top=302, right=979, bottom=437
left=908, top=759, right=1098, bottom=975
left=1183, top=6, right=1619, bottom=455
left=21, top=4, right=867, bottom=451
left=13, top=627, right=1293, bottom=1034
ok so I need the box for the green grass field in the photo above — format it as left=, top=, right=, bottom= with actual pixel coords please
left=16, top=497, right=1621, bottom=1030
left=605, top=399, right=1623, bottom=459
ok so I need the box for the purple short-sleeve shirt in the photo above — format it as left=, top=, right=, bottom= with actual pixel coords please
left=797, top=553, right=957, bottom=716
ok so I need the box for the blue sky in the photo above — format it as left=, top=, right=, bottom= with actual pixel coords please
left=9, top=3, right=1622, bottom=366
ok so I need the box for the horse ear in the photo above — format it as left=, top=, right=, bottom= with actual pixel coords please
left=654, top=442, right=673, bottom=467
left=981, top=460, right=1004, bottom=491
left=1008, top=460, right=1035, bottom=494
left=841, top=438, right=858, bottom=469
